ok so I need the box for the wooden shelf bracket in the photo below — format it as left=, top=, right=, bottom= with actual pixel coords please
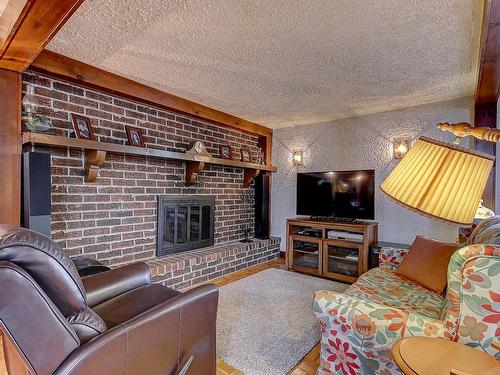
left=185, top=161, right=205, bottom=186
left=243, top=168, right=260, bottom=188
left=85, top=150, right=106, bottom=182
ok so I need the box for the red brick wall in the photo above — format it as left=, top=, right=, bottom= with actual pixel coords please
left=24, top=71, right=259, bottom=266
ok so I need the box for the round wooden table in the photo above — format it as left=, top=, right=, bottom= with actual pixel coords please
left=391, top=337, right=500, bottom=375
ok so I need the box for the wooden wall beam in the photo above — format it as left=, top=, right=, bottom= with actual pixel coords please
left=258, top=135, right=273, bottom=166
left=30, top=50, right=273, bottom=138
left=0, top=69, right=21, bottom=224
left=0, top=0, right=85, bottom=72
left=475, top=103, right=497, bottom=210
left=474, top=0, right=500, bottom=211
left=475, top=0, right=500, bottom=105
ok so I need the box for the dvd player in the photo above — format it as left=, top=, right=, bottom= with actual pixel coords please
left=327, top=230, right=363, bottom=242
left=296, top=228, right=322, bottom=238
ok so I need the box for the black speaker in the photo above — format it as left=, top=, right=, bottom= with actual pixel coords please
left=22, top=151, right=51, bottom=237
left=254, top=172, right=270, bottom=239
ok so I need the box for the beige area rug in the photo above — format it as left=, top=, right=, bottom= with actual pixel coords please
left=217, top=268, right=349, bottom=375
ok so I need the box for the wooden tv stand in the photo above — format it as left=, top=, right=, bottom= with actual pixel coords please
left=286, top=217, right=378, bottom=283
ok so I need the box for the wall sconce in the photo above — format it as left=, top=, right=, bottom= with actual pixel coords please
left=393, top=138, right=410, bottom=159
left=292, top=150, right=303, bottom=166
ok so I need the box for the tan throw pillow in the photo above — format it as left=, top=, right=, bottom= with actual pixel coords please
left=395, top=235, right=459, bottom=294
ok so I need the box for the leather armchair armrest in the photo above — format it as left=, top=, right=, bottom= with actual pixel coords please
left=83, top=262, right=151, bottom=307
left=54, top=284, right=219, bottom=375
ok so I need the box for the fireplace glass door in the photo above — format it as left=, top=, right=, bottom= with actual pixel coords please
left=157, top=196, right=215, bottom=256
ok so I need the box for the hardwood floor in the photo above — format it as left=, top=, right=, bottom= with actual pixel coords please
left=0, top=334, right=6, bottom=375
left=288, top=343, right=321, bottom=375
left=216, top=358, right=246, bottom=375
left=0, top=258, right=320, bottom=375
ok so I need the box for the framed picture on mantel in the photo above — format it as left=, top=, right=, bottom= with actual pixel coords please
left=72, top=114, right=95, bottom=141
left=219, top=144, right=232, bottom=159
left=125, top=126, right=145, bottom=147
left=240, top=146, right=251, bottom=162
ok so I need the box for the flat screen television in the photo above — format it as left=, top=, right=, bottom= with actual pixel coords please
left=296, top=170, right=375, bottom=220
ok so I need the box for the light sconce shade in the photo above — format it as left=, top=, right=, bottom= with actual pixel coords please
left=292, top=150, right=303, bottom=166
left=393, top=138, right=410, bottom=159
left=22, top=84, right=37, bottom=114
left=380, top=137, right=494, bottom=225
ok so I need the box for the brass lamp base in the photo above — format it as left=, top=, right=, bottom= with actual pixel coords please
left=437, top=122, right=500, bottom=143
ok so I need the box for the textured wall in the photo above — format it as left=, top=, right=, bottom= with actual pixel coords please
left=24, top=71, right=259, bottom=266
left=271, top=97, right=474, bottom=248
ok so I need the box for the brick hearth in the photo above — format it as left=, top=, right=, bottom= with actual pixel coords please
left=147, top=237, right=280, bottom=290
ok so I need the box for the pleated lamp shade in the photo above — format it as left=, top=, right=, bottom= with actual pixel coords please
left=380, top=136, right=494, bottom=225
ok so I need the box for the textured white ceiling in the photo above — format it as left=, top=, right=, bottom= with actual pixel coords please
left=47, top=0, right=482, bottom=129
left=0, top=1, right=8, bottom=17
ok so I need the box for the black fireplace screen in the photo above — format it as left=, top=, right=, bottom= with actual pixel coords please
left=157, top=195, right=215, bottom=256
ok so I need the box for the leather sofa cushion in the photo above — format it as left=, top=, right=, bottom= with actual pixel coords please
left=0, top=226, right=87, bottom=317
left=93, top=284, right=180, bottom=328
left=396, top=236, right=459, bottom=294
left=0, top=261, right=80, bottom=375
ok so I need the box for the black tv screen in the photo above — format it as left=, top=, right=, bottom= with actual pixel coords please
left=296, top=170, right=375, bottom=219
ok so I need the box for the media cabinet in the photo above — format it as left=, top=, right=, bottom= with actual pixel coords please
left=286, top=217, right=378, bottom=283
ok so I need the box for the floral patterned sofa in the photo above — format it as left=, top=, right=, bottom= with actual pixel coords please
left=313, top=216, right=500, bottom=375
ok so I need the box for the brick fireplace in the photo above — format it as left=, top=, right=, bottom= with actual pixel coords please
left=23, top=71, right=280, bottom=288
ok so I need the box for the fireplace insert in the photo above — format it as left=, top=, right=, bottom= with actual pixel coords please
left=157, top=195, right=215, bottom=257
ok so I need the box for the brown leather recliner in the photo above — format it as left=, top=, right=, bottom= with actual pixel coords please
left=0, top=225, right=219, bottom=375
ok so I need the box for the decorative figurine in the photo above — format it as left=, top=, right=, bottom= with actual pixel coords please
left=22, top=84, right=52, bottom=133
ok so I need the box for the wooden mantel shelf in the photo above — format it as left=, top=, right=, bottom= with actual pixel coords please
left=22, top=133, right=277, bottom=186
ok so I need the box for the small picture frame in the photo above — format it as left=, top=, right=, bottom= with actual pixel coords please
left=125, top=126, right=145, bottom=147
left=71, top=114, right=95, bottom=141
left=219, top=144, right=232, bottom=159
left=240, top=147, right=251, bottom=162
left=254, top=147, right=264, bottom=165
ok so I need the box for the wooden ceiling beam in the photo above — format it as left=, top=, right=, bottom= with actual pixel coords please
left=0, top=0, right=85, bottom=72
left=30, top=50, right=273, bottom=137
